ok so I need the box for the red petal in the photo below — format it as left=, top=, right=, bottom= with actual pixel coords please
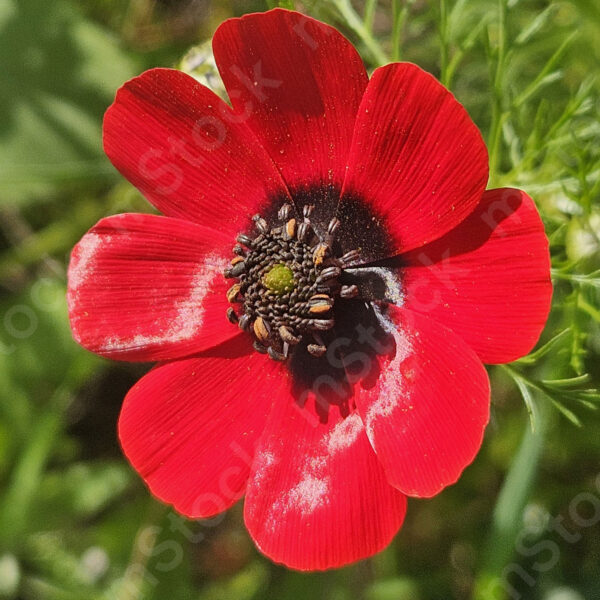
left=354, top=306, right=490, bottom=498
left=103, top=68, right=291, bottom=235
left=401, top=188, right=552, bottom=363
left=67, top=213, right=238, bottom=361
left=213, top=9, right=368, bottom=199
left=340, top=63, right=489, bottom=260
left=118, top=336, right=285, bottom=517
left=244, top=397, right=407, bottom=570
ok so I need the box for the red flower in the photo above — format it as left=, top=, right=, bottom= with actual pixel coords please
left=67, top=9, right=552, bottom=570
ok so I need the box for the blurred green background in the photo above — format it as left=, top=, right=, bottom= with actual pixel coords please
left=0, top=0, right=599, bottom=599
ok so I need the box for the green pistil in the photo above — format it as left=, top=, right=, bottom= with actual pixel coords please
left=263, top=264, right=295, bottom=295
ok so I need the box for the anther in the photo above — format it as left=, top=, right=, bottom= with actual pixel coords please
left=309, top=303, right=332, bottom=315
left=284, top=218, right=296, bottom=240
left=226, top=283, right=241, bottom=303
left=307, top=343, right=327, bottom=357
left=308, top=294, right=333, bottom=314
left=253, top=316, right=270, bottom=344
left=316, top=266, right=341, bottom=284
left=225, top=202, right=362, bottom=361
left=297, top=221, right=311, bottom=242
left=312, top=243, right=329, bottom=266
left=278, top=203, right=292, bottom=221
left=340, top=249, right=360, bottom=266
left=309, top=318, right=335, bottom=331
left=224, top=261, right=246, bottom=278
left=236, top=234, right=254, bottom=247
left=238, top=314, right=251, bottom=331
left=279, top=325, right=300, bottom=345
left=303, top=204, right=315, bottom=218
left=327, top=217, right=341, bottom=236
left=267, top=346, right=287, bottom=361
left=340, top=284, right=359, bottom=299
left=252, top=214, right=269, bottom=234
left=253, top=340, right=268, bottom=354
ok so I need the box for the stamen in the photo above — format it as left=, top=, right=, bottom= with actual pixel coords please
left=224, top=205, right=360, bottom=361
left=224, top=261, right=246, bottom=278
left=253, top=340, right=268, bottom=354
left=297, top=221, right=311, bottom=242
left=236, top=234, right=254, bottom=247
left=252, top=214, right=269, bottom=234
left=303, top=204, right=315, bottom=218
left=327, top=217, right=341, bottom=236
left=340, top=249, right=360, bottom=266
left=312, top=243, right=330, bottom=266
left=253, top=316, right=271, bottom=344
left=316, top=266, right=342, bottom=283
left=238, top=314, right=251, bottom=331
left=284, top=218, right=296, bottom=240
left=307, top=343, right=327, bottom=357
left=340, top=284, right=359, bottom=298
left=308, top=294, right=333, bottom=314
left=279, top=325, right=300, bottom=345
left=267, top=346, right=286, bottom=361
left=309, top=318, right=335, bottom=331
left=226, top=283, right=241, bottom=303
left=278, top=203, right=292, bottom=221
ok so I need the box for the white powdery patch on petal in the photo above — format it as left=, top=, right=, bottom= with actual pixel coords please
left=287, top=475, right=330, bottom=514
left=326, top=412, right=364, bottom=455
left=364, top=308, right=414, bottom=445
left=275, top=462, right=331, bottom=520
left=100, top=254, right=228, bottom=352
left=252, top=449, right=277, bottom=487
left=267, top=439, right=337, bottom=527
left=268, top=414, right=365, bottom=525
left=346, top=266, right=404, bottom=305
left=68, top=233, right=105, bottom=292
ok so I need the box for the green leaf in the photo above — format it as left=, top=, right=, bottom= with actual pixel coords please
left=515, top=4, right=558, bottom=45
left=0, top=0, right=138, bottom=204
left=515, top=328, right=572, bottom=365
left=512, top=31, right=577, bottom=108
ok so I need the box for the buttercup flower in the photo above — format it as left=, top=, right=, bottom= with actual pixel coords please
left=67, top=9, right=552, bottom=570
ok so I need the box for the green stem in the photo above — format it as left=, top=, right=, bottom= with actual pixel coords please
left=487, top=0, right=508, bottom=182
left=0, top=410, right=62, bottom=548
left=331, top=0, right=388, bottom=66
left=439, top=0, right=449, bottom=82
left=391, top=0, right=406, bottom=62
left=363, top=0, right=378, bottom=31
left=473, top=399, right=549, bottom=600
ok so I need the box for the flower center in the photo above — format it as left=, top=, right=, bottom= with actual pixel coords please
left=263, top=264, right=295, bottom=295
left=224, top=203, right=359, bottom=361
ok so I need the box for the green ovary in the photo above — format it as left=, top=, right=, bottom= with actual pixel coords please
left=263, top=264, right=295, bottom=295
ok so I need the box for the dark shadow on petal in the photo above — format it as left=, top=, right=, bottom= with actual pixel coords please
left=288, top=183, right=340, bottom=240
left=341, top=266, right=404, bottom=304
left=287, top=300, right=395, bottom=424
left=361, top=189, right=524, bottom=271
left=186, top=332, right=254, bottom=360
left=336, top=192, right=393, bottom=262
